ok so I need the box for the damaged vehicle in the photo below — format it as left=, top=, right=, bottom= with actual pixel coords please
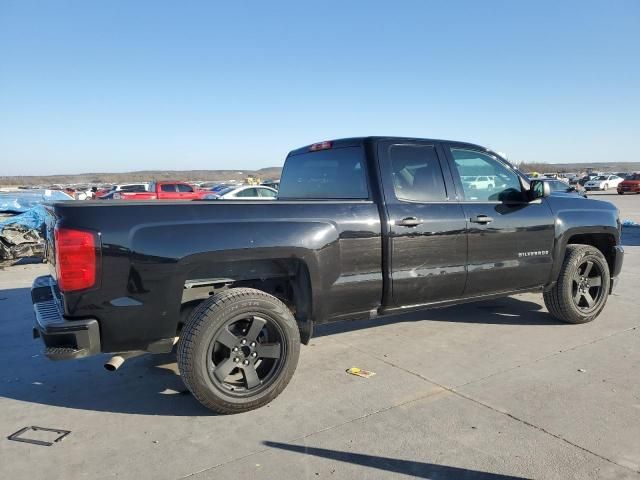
left=31, top=137, right=624, bottom=413
left=0, top=190, right=73, bottom=261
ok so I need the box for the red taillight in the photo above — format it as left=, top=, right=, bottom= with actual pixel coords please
left=310, top=141, right=332, bottom=151
left=54, top=227, right=97, bottom=292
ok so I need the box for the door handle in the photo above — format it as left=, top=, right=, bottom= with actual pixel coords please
left=470, top=215, right=494, bottom=224
left=397, top=217, right=422, bottom=227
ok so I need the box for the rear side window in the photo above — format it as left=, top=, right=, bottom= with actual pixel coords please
left=236, top=188, right=258, bottom=197
left=258, top=187, right=277, bottom=197
left=120, top=184, right=146, bottom=192
left=161, top=184, right=176, bottom=192
left=278, top=146, right=368, bottom=199
left=389, top=144, right=447, bottom=202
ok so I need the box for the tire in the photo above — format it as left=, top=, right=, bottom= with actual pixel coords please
left=543, top=244, right=610, bottom=324
left=618, top=191, right=624, bottom=195
left=178, top=288, right=300, bottom=414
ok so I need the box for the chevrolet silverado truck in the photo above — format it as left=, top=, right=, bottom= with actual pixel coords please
left=32, top=137, right=624, bottom=414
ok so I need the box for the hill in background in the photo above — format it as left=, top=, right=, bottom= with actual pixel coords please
left=0, top=167, right=283, bottom=187
left=517, top=161, right=640, bottom=173
left=1, top=161, right=639, bottom=188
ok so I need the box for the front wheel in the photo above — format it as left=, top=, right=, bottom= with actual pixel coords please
left=178, top=288, right=300, bottom=414
left=602, top=184, right=608, bottom=191
left=543, top=244, right=610, bottom=324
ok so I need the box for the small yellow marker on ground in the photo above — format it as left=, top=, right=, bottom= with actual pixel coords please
left=346, top=367, right=376, bottom=378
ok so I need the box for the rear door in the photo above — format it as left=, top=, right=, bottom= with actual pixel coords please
left=443, top=145, right=555, bottom=295
left=377, top=140, right=467, bottom=306
left=158, top=183, right=180, bottom=199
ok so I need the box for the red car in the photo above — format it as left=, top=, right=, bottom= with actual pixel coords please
left=617, top=173, right=640, bottom=194
left=113, top=181, right=209, bottom=200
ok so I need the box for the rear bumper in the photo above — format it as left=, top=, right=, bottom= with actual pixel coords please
left=32, top=275, right=101, bottom=360
left=610, top=246, right=624, bottom=294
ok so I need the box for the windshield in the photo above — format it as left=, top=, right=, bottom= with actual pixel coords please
left=593, top=176, right=607, bottom=181
left=626, top=174, right=640, bottom=180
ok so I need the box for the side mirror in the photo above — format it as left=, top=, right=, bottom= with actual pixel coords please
left=529, top=179, right=550, bottom=200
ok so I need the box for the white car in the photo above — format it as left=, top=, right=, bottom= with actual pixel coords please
left=464, top=176, right=495, bottom=190
left=584, top=175, right=624, bottom=191
left=202, top=185, right=278, bottom=200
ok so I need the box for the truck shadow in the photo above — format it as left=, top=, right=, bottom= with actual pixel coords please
left=0, top=287, right=557, bottom=417
left=262, top=441, right=529, bottom=479
left=315, top=296, right=560, bottom=338
left=0, top=287, right=211, bottom=417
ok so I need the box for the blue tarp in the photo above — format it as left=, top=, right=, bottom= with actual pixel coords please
left=0, top=205, right=47, bottom=229
left=0, top=189, right=73, bottom=214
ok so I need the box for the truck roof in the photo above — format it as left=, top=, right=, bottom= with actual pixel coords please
left=287, top=136, right=489, bottom=157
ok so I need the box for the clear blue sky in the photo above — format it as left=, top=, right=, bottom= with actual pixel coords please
left=1, top=0, right=638, bottom=175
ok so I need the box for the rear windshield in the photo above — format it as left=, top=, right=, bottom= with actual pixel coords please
left=278, top=146, right=369, bottom=199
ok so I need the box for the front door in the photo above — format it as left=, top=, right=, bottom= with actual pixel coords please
left=378, top=141, right=467, bottom=307
left=444, top=145, right=555, bottom=296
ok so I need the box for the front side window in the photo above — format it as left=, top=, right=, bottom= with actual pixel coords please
left=278, top=146, right=368, bottom=199
left=450, top=148, right=522, bottom=202
left=388, top=144, right=447, bottom=202
left=177, top=184, right=193, bottom=192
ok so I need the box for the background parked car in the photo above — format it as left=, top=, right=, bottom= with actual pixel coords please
left=202, top=185, right=278, bottom=200
left=617, top=173, right=640, bottom=194
left=113, top=181, right=210, bottom=200
left=578, top=175, right=598, bottom=186
left=462, top=175, right=495, bottom=190
left=96, top=183, right=150, bottom=198
left=584, top=175, right=624, bottom=191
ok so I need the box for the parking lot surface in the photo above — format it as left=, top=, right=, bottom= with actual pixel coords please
left=1, top=191, right=639, bottom=480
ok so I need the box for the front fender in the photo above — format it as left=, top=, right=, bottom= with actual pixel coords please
left=546, top=196, right=620, bottom=284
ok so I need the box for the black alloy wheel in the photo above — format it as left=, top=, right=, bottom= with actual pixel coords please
left=571, top=259, right=605, bottom=313
left=207, top=314, right=285, bottom=396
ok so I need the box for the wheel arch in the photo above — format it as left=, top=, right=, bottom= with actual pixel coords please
left=549, top=226, right=619, bottom=286
left=179, top=257, right=316, bottom=344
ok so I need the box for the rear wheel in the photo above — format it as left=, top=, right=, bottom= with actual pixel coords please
left=178, top=288, right=300, bottom=414
left=543, top=244, right=610, bottom=324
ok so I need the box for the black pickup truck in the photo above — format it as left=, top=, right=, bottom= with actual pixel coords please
left=32, top=137, right=624, bottom=413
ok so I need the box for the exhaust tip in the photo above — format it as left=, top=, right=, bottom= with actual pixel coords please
left=104, top=355, right=126, bottom=372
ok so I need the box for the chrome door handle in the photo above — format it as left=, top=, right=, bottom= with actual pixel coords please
left=470, top=215, right=494, bottom=224
left=397, top=217, right=422, bottom=227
